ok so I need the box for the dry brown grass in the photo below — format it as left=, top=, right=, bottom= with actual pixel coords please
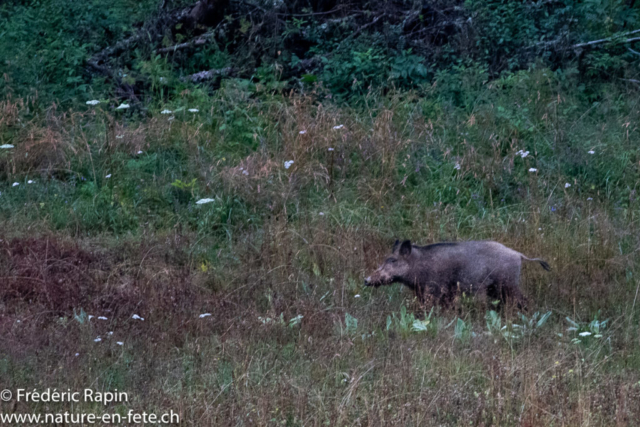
left=1, top=89, right=640, bottom=425
left=1, top=215, right=639, bottom=426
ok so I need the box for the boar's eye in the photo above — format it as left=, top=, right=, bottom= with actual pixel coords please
left=387, top=258, right=397, bottom=264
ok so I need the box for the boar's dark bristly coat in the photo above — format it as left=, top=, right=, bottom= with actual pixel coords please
left=364, top=240, right=551, bottom=307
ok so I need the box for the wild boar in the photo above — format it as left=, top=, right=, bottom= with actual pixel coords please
left=364, top=240, right=551, bottom=308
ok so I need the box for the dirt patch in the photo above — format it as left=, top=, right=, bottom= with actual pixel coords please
left=1, top=236, right=105, bottom=313
left=0, top=235, right=219, bottom=318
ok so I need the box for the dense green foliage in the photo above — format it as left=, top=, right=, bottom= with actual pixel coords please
left=0, top=0, right=160, bottom=101
left=2, top=0, right=640, bottom=105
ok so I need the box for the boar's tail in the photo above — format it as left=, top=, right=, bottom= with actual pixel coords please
left=521, top=255, right=552, bottom=272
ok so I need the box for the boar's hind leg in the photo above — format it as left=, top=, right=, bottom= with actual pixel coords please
left=488, top=282, right=526, bottom=312
left=511, top=287, right=528, bottom=312
left=485, top=282, right=503, bottom=309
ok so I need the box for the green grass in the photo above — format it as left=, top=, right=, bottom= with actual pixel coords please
left=1, top=68, right=640, bottom=425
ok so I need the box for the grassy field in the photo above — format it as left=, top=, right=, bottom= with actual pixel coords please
left=1, top=69, right=640, bottom=425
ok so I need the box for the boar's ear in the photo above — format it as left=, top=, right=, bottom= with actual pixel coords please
left=392, top=239, right=400, bottom=253
left=399, top=240, right=412, bottom=257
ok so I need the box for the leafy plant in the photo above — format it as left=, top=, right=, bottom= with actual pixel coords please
left=73, top=308, right=89, bottom=325
left=486, top=310, right=552, bottom=343
left=453, top=318, right=474, bottom=343
left=386, top=306, right=414, bottom=338
left=513, top=311, right=553, bottom=337
left=170, top=178, right=197, bottom=204
left=390, top=49, right=428, bottom=87
left=386, top=306, right=437, bottom=337
left=289, top=314, right=304, bottom=328
left=344, top=312, right=358, bottom=336
left=566, top=311, right=610, bottom=345
left=322, top=47, right=390, bottom=99
left=411, top=307, right=436, bottom=334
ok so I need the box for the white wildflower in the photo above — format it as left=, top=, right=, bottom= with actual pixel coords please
left=528, top=168, right=537, bottom=172
left=94, top=337, right=102, bottom=342
left=588, top=150, right=595, bottom=154
left=132, top=314, right=144, bottom=321
left=115, top=103, right=130, bottom=110
left=86, top=100, right=100, bottom=106
left=328, top=147, right=334, bottom=151
left=116, top=341, right=124, bottom=346
left=75, top=353, right=80, bottom=356
left=108, top=331, right=113, bottom=335
left=161, top=109, right=172, bottom=114
left=199, top=313, right=212, bottom=318
left=284, top=160, right=294, bottom=169
left=98, top=316, right=108, bottom=320
left=196, top=198, right=215, bottom=205
left=333, top=124, right=344, bottom=130
left=242, top=170, right=249, bottom=176
left=116, top=135, right=124, bottom=139
left=188, top=108, right=199, bottom=113
left=354, top=294, right=361, bottom=298
left=579, top=331, right=592, bottom=337
left=454, top=163, right=461, bottom=170
left=299, top=130, right=307, bottom=134
left=105, top=174, right=111, bottom=179
left=88, top=315, right=94, bottom=321
left=587, top=197, right=593, bottom=201
left=0, top=144, right=14, bottom=149
left=520, top=151, right=530, bottom=158
left=27, top=180, right=34, bottom=184
left=137, top=150, right=143, bottom=154
left=12, top=182, right=19, bottom=187
left=319, top=212, right=324, bottom=216
left=565, top=183, right=571, bottom=188
left=168, top=116, right=175, bottom=121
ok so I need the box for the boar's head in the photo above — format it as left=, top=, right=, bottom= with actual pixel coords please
left=364, top=239, right=413, bottom=287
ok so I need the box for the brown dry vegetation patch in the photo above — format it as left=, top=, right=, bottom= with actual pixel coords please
left=0, top=102, right=79, bottom=178
left=1, top=236, right=104, bottom=313
left=0, top=96, right=23, bottom=130
left=107, top=116, right=171, bottom=155
left=219, top=152, right=284, bottom=207
left=0, top=235, right=222, bottom=318
left=0, top=100, right=173, bottom=180
left=0, top=234, right=246, bottom=360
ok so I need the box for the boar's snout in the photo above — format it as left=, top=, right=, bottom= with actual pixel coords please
left=364, top=272, right=387, bottom=287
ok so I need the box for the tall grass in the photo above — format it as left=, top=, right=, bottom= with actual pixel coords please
left=1, top=69, right=640, bottom=425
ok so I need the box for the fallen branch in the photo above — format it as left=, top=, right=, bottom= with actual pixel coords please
left=156, top=32, right=216, bottom=54
left=526, top=29, right=640, bottom=53
left=571, top=29, right=640, bottom=49
left=618, top=78, right=640, bottom=84
left=88, top=0, right=228, bottom=71
left=182, top=67, right=235, bottom=82
left=628, top=47, right=640, bottom=56
left=90, top=33, right=146, bottom=66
